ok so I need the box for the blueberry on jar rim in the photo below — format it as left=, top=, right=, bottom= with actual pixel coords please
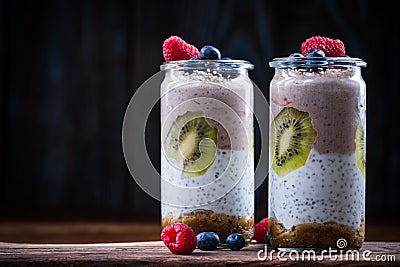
left=289, top=52, right=304, bottom=58
left=200, top=45, right=222, bottom=60
left=305, top=49, right=326, bottom=57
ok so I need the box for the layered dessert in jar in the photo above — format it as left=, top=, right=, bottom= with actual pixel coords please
left=268, top=36, right=366, bottom=250
left=160, top=36, right=254, bottom=242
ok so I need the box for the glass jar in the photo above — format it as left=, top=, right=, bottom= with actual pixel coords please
left=160, top=60, right=254, bottom=242
left=268, top=57, right=367, bottom=251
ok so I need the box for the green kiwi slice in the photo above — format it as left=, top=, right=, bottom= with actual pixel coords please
left=271, top=107, right=317, bottom=177
left=165, top=111, right=218, bottom=176
left=356, top=121, right=366, bottom=178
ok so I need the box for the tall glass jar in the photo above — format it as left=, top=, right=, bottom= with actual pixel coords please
left=268, top=57, right=366, bottom=251
left=160, top=60, right=254, bottom=242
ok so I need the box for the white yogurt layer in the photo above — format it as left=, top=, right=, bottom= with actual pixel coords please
left=161, top=149, right=254, bottom=218
left=269, top=149, right=365, bottom=229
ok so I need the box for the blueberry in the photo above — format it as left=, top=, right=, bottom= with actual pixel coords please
left=264, top=232, right=271, bottom=246
left=190, top=57, right=199, bottom=60
left=226, top=233, right=245, bottom=251
left=200, top=45, right=221, bottom=60
left=197, top=232, right=220, bottom=251
left=221, top=57, right=231, bottom=60
left=305, top=49, right=325, bottom=57
left=289, top=52, right=304, bottom=57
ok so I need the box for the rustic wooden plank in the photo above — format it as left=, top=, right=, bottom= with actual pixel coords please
left=0, top=241, right=399, bottom=266
left=1, top=221, right=400, bottom=244
left=0, top=222, right=161, bottom=243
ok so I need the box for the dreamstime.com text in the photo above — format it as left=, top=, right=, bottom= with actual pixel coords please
left=257, top=240, right=396, bottom=262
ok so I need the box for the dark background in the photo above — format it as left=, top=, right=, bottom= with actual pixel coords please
left=1, top=0, right=399, bottom=232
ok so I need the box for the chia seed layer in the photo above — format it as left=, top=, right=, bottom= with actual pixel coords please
left=269, top=149, right=365, bottom=229
left=161, top=149, right=253, bottom=217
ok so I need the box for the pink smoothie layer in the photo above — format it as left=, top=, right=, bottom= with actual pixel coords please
left=161, top=82, right=252, bottom=150
left=270, top=68, right=365, bottom=154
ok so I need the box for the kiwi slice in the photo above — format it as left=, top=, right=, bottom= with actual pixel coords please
left=356, top=121, right=366, bottom=178
left=271, top=107, right=317, bottom=177
left=165, top=111, right=218, bottom=176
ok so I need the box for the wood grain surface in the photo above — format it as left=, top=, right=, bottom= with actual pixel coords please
left=0, top=241, right=399, bottom=266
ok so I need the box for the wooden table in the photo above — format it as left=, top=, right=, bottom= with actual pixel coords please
left=0, top=241, right=399, bottom=266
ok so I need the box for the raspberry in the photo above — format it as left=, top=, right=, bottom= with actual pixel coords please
left=162, top=36, right=200, bottom=61
left=253, top=217, right=268, bottom=243
left=301, top=36, right=345, bottom=57
left=161, top=223, right=197, bottom=254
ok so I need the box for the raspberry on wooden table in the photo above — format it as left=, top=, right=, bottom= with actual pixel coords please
left=161, top=223, right=197, bottom=254
left=253, top=217, right=269, bottom=243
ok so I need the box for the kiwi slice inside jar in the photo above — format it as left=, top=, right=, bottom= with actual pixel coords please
left=271, top=107, right=317, bottom=177
left=355, top=121, right=366, bottom=178
left=165, top=111, right=218, bottom=177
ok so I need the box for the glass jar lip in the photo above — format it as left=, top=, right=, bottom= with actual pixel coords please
left=160, top=59, right=254, bottom=71
left=269, top=57, right=367, bottom=68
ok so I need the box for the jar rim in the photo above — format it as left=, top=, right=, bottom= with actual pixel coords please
left=269, top=57, right=367, bottom=68
left=160, top=59, right=254, bottom=71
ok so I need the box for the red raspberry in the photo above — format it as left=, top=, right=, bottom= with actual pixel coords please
left=301, top=36, right=345, bottom=57
left=253, top=217, right=268, bottom=243
left=162, top=36, right=200, bottom=61
left=161, top=223, right=197, bottom=254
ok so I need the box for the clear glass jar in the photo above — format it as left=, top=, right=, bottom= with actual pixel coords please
left=268, top=57, right=367, bottom=251
left=160, top=60, right=254, bottom=242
